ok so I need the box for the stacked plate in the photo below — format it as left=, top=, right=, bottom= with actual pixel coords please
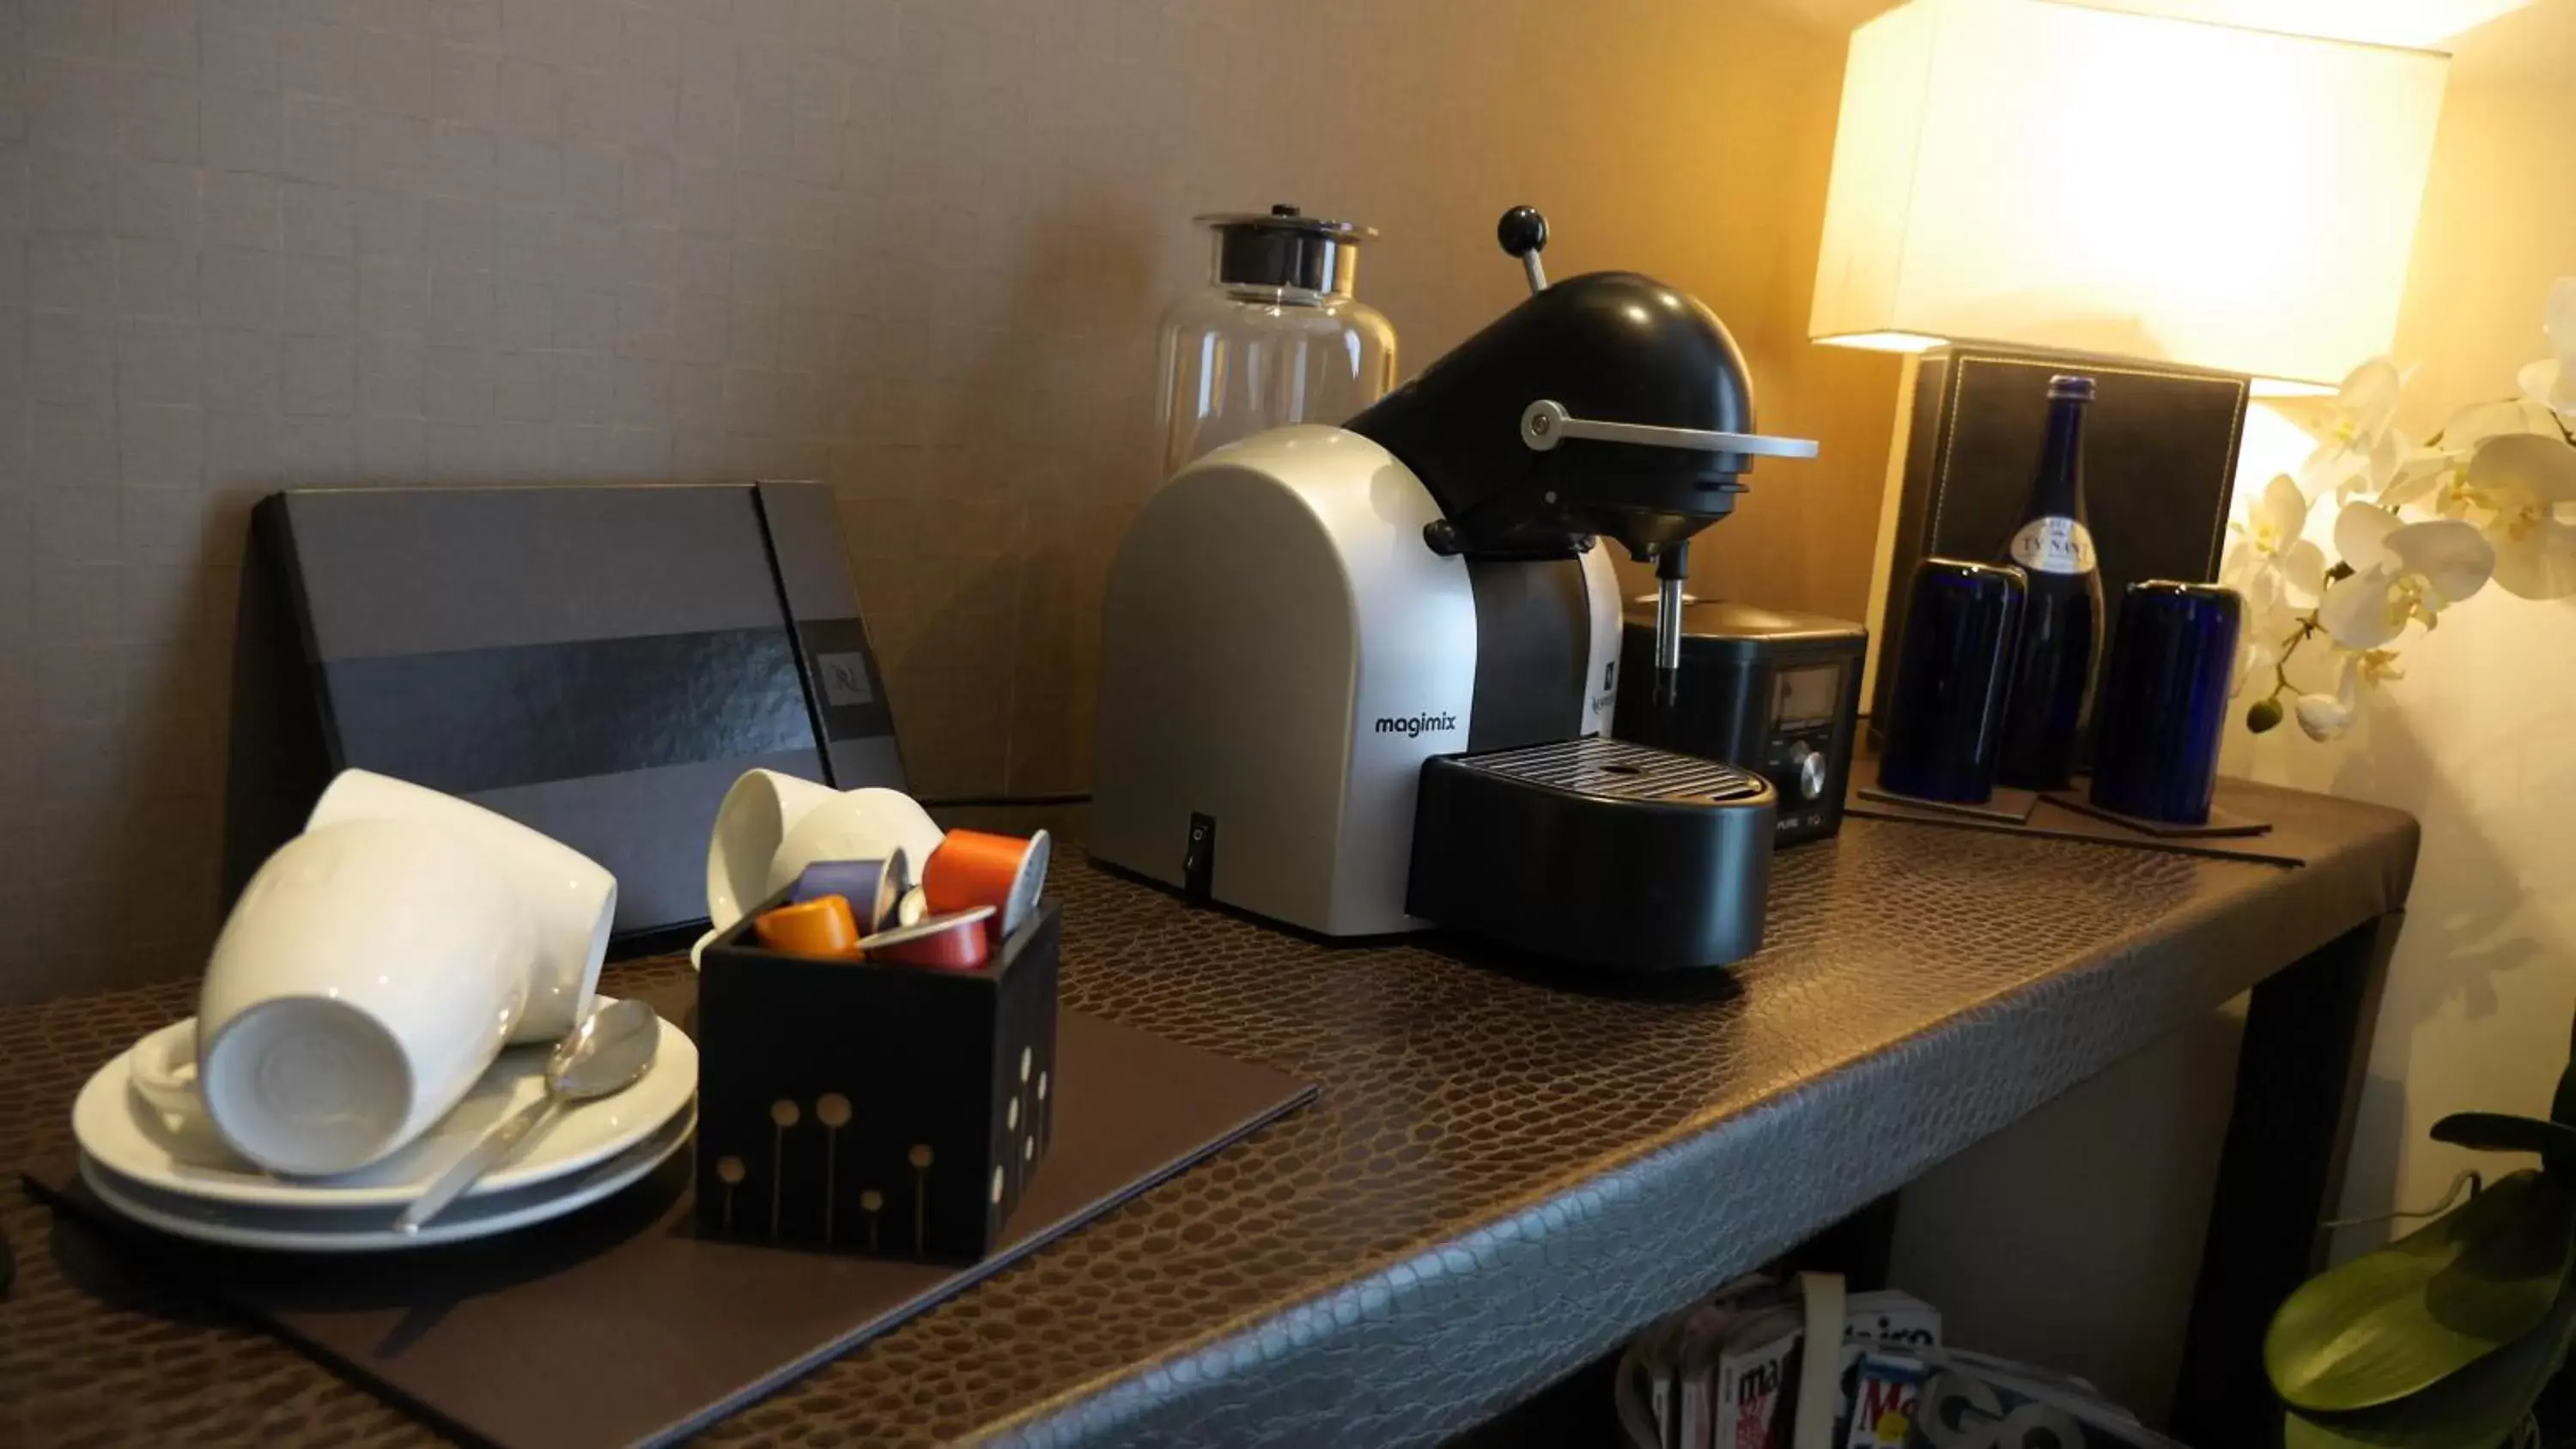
left=72, top=998, right=698, bottom=1252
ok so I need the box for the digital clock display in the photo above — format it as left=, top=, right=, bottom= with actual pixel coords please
left=1772, top=664, right=1841, bottom=730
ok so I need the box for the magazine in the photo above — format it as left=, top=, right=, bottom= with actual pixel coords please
left=1677, top=1304, right=1739, bottom=1449
left=1624, top=1282, right=2172, bottom=1449
left=1625, top=1293, right=1771, bottom=1449
left=1618, top=1309, right=1697, bottom=1449
left=1843, top=1352, right=1926, bottom=1449
left=1844, top=1290, right=1941, bottom=1354
left=1631, top=1281, right=1947, bottom=1449
left=1712, top=1307, right=1803, bottom=1449
left=1906, top=1349, right=2184, bottom=1449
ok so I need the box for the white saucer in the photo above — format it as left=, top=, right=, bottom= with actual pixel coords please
left=79, top=1106, right=695, bottom=1252
left=74, top=998, right=698, bottom=1210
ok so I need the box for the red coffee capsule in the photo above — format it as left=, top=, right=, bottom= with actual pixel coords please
left=857, top=905, right=996, bottom=971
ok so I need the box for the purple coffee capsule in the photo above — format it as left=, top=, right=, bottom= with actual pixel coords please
left=788, top=848, right=911, bottom=933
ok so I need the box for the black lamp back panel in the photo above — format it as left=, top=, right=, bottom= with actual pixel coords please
left=1873, top=348, right=2248, bottom=731
left=227, top=482, right=904, bottom=945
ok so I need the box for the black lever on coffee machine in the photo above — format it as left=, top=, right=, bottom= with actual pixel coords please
left=1498, top=206, right=1548, bottom=294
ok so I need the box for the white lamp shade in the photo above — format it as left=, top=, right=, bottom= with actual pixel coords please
left=2079, top=1, right=2531, bottom=49
left=1807, top=0, right=2449, bottom=385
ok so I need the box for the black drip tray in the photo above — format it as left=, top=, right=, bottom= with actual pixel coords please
left=1406, top=737, right=1776, bottom=972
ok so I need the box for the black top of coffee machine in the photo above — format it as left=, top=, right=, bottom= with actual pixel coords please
left=1346, top=215, right=1774, bottom=564
left=1346, top=206, right=1820, bottom=706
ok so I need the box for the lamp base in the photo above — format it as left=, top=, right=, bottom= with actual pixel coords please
left=1866, top=342, right=2251, bottom=749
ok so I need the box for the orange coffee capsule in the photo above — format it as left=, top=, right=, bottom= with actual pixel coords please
left=752, top=894, right=861, bottom=957
left=921, top=828, right=1050, bottom=944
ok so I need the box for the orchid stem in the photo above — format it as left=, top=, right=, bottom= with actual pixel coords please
left=2267, top=615, right=2323, bottom=701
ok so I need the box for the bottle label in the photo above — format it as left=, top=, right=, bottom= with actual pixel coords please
left=2008, top=517, right=2097, bottom=575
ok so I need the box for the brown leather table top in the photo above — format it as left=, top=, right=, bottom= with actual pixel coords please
left=0, top=779, right=2417, bottom=1447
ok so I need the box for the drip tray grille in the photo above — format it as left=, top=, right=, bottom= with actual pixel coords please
left=1455, top=737, right=1769, bottom=805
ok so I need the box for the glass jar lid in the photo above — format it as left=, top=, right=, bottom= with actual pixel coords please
left=1195, top=204, right=1377, bottom=297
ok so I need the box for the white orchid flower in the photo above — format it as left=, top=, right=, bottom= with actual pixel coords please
left=2317, top=504, right=2495, bottom=650
left=2464, top=432, right=2576, bottom=599
left=2380, top=397, right=2556, bottom=514
left=2329, top=358, right=2404, bottom=444
left=2512, top=278, right=2576, bottom=422
left=2291, top=649, right=2403, bottom=743
left=2297, top=359, right=2409, bottom=501
left=2293, top=653, right=2359, bottom=741
left=2221, top=474, right=2328, bottom=615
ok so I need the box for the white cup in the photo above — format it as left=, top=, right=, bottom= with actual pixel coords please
left=705, top=768, right=841, bottom=937
left=701, top=771, right=943, bottom=967
left=307, top=768, right=615, bottom=1044
left=141, top=819, right=538, bottom=1178
left=765, top=789, right=945, bottom=901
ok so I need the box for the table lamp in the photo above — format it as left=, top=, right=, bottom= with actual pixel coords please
left=1809, top=0, right=2451, bottom=721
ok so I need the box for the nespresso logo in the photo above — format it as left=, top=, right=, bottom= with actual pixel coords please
left=1373, top=712, right=1459, bottom=738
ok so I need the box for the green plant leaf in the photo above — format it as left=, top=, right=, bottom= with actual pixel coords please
left=2283, top=1262, right=2576, bottom=1449
left=2268, top=1170, right=2574, bottom=1412
left=2432, top=1113, right=2576, bottom=1168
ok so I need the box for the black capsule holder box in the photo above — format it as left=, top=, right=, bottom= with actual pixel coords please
left=693, top=894, right=1061, bottom=1263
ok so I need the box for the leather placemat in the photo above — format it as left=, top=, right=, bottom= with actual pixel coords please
left=25, top=1006, right=1315, bottom=1449
left=1856, top=778, right=2040, bottom=824
left=1843, top=771, right=2310, bottom=867
left=2043, top=789, right=2272, bottom=839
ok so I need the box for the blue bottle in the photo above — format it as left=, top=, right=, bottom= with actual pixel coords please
left=1994, top=375, right=2105, bottom=791
left=2090, top=582, right=2242, bottom=824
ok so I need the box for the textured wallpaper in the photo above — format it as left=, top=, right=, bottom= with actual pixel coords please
left=0, top=0, right=1895, bottom=997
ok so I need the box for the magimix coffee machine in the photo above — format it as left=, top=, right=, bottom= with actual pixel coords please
left=1093, top=209, right=1818, bottom=969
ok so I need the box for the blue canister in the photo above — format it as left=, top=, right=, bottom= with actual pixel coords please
left=1880, top=558, right=2026, bottom=804
left=2089, top=581, right=2242, bottom=824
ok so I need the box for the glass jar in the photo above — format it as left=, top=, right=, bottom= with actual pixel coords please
left=1156, top=206, right=1397, bottom=479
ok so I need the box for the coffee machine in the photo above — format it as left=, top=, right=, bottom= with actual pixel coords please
left=1092, top=209, right=1818, bottom=969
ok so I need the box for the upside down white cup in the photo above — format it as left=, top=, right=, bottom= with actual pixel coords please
left=704, top=769, right=841, bottom=940
left=764, top=789, right=945, bottom=902
left=307, top=768, right=616, bottom=1045
left=131, top=819, right=537, bottom=1178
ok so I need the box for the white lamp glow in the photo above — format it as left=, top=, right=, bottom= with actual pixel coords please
left=1807, top=0, right=2450, bottom=386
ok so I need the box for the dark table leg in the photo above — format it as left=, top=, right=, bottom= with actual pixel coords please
left=2169, top=911, right=2400, bottom=1444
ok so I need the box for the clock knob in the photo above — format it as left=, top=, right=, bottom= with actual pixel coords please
left=1789, top=742, right=1828, bottom=801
